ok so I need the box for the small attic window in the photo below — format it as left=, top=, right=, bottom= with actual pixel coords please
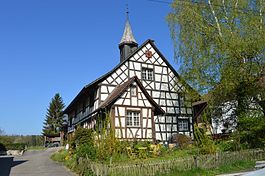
left=131, top=85, right=137, bottom=96
left=142, top=68, right=153, bottom=81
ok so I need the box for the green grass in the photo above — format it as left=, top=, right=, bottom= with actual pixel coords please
left=107, top=147, right=199, bottom=164
left=159, top=160, right=255, bottom=176
left=51, top=149, right=68, bottom=162
left=51, top=150, right=88, bottom=175
left=51, top=149, right=258, bottom=176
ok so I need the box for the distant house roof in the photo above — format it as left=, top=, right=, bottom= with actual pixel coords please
left=98, top=76, right=164, bottom=116
left=43, top=133, right=60, bottom=137
left=192, top=100, right=208, bottom=123
left=64, top=39, right=196, bottom=114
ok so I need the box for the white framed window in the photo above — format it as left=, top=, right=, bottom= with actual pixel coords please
left=178, top=119, right=189, bottom=131
left=126, top=111, right=140, bottom=127
left=142, top=68, right=153, bottom=80
left=131, top=86, right=137, bottom=96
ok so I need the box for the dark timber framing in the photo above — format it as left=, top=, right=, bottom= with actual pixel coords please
left=64, top=39, right=197, bottom=143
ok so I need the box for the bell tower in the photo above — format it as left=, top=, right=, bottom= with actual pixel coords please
left=119, top=9, right=138, bottom=62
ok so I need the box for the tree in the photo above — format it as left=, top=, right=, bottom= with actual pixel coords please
left=42, top=93, right=65, bottom=135
left=0, top=128, right=4, bottom=136
left=167, top=0, right=265, bottom=119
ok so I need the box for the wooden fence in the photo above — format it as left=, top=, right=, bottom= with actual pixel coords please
left=79, top=149, right=265, bottom=176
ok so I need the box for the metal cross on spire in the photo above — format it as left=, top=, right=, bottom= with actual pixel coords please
left=119, top=4, right=137, bottom=45
left=126, top=4, right=129, bottom=20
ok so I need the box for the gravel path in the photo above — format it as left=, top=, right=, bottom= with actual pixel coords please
left=0, top=148, right=76, bottom=176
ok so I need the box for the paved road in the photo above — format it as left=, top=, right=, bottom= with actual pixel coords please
left=0, top=148, right=75, bottom=176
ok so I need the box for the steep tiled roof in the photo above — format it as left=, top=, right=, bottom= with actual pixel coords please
left=98, top=76, right=164, bottom=115
left=64, top=39, right=196, bottom=114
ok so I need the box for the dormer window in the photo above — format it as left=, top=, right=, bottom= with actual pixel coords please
left=142, top=68, right=153, bottom=81
left=131, top=85, right=137, bottom=96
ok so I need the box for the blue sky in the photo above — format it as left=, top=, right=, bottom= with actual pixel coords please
left=0, top=0, right=178, bottom=135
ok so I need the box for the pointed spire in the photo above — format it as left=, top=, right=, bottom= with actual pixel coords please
left=119, top=5, right=137, bottom=45
left=119, top=5, right=138, bottom=62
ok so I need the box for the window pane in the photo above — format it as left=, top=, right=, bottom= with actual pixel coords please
left=142, top=68, right=153, bottom=81
left=178, top=120, right=189, bottom=131
left=126, top=111, right=140, bottom=127
left=127, top=112, right=132, bottom=126
left=147, top=70, right=153, bottom=80
left=142, top=69, right=146, bottom=80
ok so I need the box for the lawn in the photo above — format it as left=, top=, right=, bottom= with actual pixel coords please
left=160, top=160, right=255, bottom=176
left=51, top=148, right=260, bottom=176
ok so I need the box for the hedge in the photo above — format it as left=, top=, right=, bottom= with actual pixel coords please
left=0, top=143, right=26, bottom=151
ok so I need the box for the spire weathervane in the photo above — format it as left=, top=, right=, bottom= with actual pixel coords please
left=126, top=4, right=129, bottom=20
left=119, top=4, right=138, bottom=62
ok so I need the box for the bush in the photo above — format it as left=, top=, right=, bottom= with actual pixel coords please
left=194, top=125, right=217, bottom=154
left=238, top=115, right=265, bottom=148
left=171, top=134, right=192, bottom=149
left=76, top=144, right=97, bottom=160
left=74, top=127, right=94, bottom=146
left=217, top=140, right=239, bottom=152
left=4, top=143, right=26, bottom=150
left=0, top=143, right=6, bottom=151
left=51, top=149, right=68, bottom=162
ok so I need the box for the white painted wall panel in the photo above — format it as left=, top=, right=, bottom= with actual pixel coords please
left=116, top=68, right=122, bottom=75
left=102, top=80, right=108, bottom=84
left=115, top=118, right=121, bottom=127
left=142, top=109, right=147, bottom=117
left=147, top=129, right=152, bottom=138
left=116, top=77, right=122, bottom=84
left=124, top=99, right=130, bottom=105
left=155, top=66, right=162, bottom=74
left=138, top=100, right=144, bottom=106
left=108, top=86, right=115, bottom=93
left=129, top=70, right=134, bottom=77
left=146, top=43, right=151, bottom=49
left=120, top=73, right=127, bottom=80
left=131, top=97, right=137, bottom=106
left=143, top=119, right=147, bottom=127
left=101, top=93, right=108, bottom=101
left=101, top=86, right=108, bottom=93
left=107, top=77, right=113, bottom=83
left=155, top=74, right=161, bottom=82
left=115, top=129, right=121, bottom=138
left=119, top=107, right=125, bottom=116
left=147, top=120, right=152, bottom=128
left=133, top=54, right=139, bottom=61
left=115, top=99, right=123, bottom=105
left=121, top=64, right=127, bottom=71
left=145, top=101, right=151, bottom=107
left=127, top=107, right=141, bottom=111
left=135, top=71, right=141, bottom=78
left=138, top=50, right=144, bottom=56
left=153, top=53, right=159, bottom=59
left=134, top=62, right=141, bottom=70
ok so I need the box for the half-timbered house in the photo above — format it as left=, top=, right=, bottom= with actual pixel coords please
left=64, top=17, right=195, bottom=143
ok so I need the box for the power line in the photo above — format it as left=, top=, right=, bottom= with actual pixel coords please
left=147, top=0, right=262, bottom=15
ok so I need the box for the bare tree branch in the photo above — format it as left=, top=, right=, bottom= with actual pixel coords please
left=208, top=0, right=223, bottom=38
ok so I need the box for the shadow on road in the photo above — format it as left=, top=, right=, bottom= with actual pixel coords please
left=0, top=156, right=27, bottom=176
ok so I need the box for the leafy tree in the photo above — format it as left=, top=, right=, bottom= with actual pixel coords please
left=237, top=113, right=265, bottom=148
left=167, top=0, right=265, bottom=120
left=42, top=93, right=65, bottom=135
left=0, top=128, right=4, bottom=136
